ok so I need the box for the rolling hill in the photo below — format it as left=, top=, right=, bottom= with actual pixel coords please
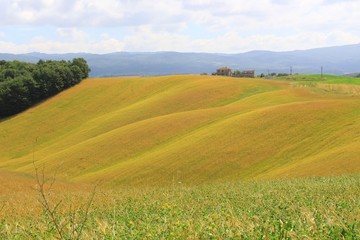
left=1, top=75, right=360, bottom=187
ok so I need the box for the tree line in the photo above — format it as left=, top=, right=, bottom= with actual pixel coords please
left=0, top=58, right=90, bottom=118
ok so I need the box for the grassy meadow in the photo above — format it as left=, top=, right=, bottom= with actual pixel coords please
left=1, top=74, right=360, bottom=238
left=278, top=74, right=360, bottom=98
left=279, top=74, right=360, bottom=85
left=1, top=175, right=359, bottom=239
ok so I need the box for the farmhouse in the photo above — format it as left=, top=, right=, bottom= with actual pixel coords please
left=212, top=67, right=255, bottom=78
left=213, top=67, right=232, bottom=76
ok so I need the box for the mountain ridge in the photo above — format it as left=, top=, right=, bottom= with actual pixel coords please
left=1, top=44, right=360, bottom=77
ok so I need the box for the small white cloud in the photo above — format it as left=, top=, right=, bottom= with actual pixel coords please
left=91, top=34, right=124, bottom=53
left=0, top=32, right=5, bottom=38
left=56, top=28, right=88, bottom=41
left=0, top=41, right=21, bottom=53
left=123, top=26, right=191, bottom=52
left=30, top=36, right=48, bottom=43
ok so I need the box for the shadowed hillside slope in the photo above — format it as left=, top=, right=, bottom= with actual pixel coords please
left=1, top=75, right=360, bottom=186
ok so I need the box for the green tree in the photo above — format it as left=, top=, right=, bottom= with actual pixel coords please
left=0, top=59, right=90, bottom=118
left=71, top=58, right=90, bottom=79
left=0, top=77, right=32, bottom=116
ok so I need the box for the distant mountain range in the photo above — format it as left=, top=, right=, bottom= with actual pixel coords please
left=1, top=44, right=360, bottom=77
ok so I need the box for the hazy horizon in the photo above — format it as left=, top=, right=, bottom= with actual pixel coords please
left=2, top=42, right=360, bottom=56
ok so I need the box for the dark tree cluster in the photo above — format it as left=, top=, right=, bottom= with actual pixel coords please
left=0, top=58, right=90, bottom=117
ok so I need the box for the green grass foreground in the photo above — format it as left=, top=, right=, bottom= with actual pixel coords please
left=1, top=175, right=359, bottom=239
left=279, top=74, right=360, bottom=85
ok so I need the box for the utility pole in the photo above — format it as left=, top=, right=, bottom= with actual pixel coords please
left=321, top=66, right=323, bottom=80
left=290, top=66, right=293, bottom=75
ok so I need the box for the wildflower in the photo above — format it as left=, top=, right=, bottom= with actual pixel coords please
left=162, top=203, right=171, bottom=209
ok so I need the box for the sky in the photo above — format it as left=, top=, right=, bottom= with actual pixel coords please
left=0, top=0, right=360, bottom=54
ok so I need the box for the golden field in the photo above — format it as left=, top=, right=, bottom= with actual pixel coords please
left=1, top=75, right=360, bottom=187
left=1, top=75, right=360, bottom=239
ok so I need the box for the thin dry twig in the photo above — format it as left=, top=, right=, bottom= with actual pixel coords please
left=34, top=165, right=65, bottom=240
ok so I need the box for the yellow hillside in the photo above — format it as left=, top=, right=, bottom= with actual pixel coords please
left=1, top=75, right=360, bottom=186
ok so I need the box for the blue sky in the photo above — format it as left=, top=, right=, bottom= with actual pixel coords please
left=0, top=0, right=359, bottom=54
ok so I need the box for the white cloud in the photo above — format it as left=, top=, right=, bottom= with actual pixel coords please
left=92, top=34, right=124, bottom=53
left=1, top=0, right=360, bottom=31
left=0, top=32, right=5, bottom=38
left=122, top=26, right=360, bottom=53
left=0, top=0, right=184, bottom=27
left=0, top=34, right=124, bottom=54
left=56, top=28, right=88, bottom=41
left=123, top=26, right=191, bottom=52
left=0, top=0, right=360, bottom=53
left=0, top=28, right=359, bottom=54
